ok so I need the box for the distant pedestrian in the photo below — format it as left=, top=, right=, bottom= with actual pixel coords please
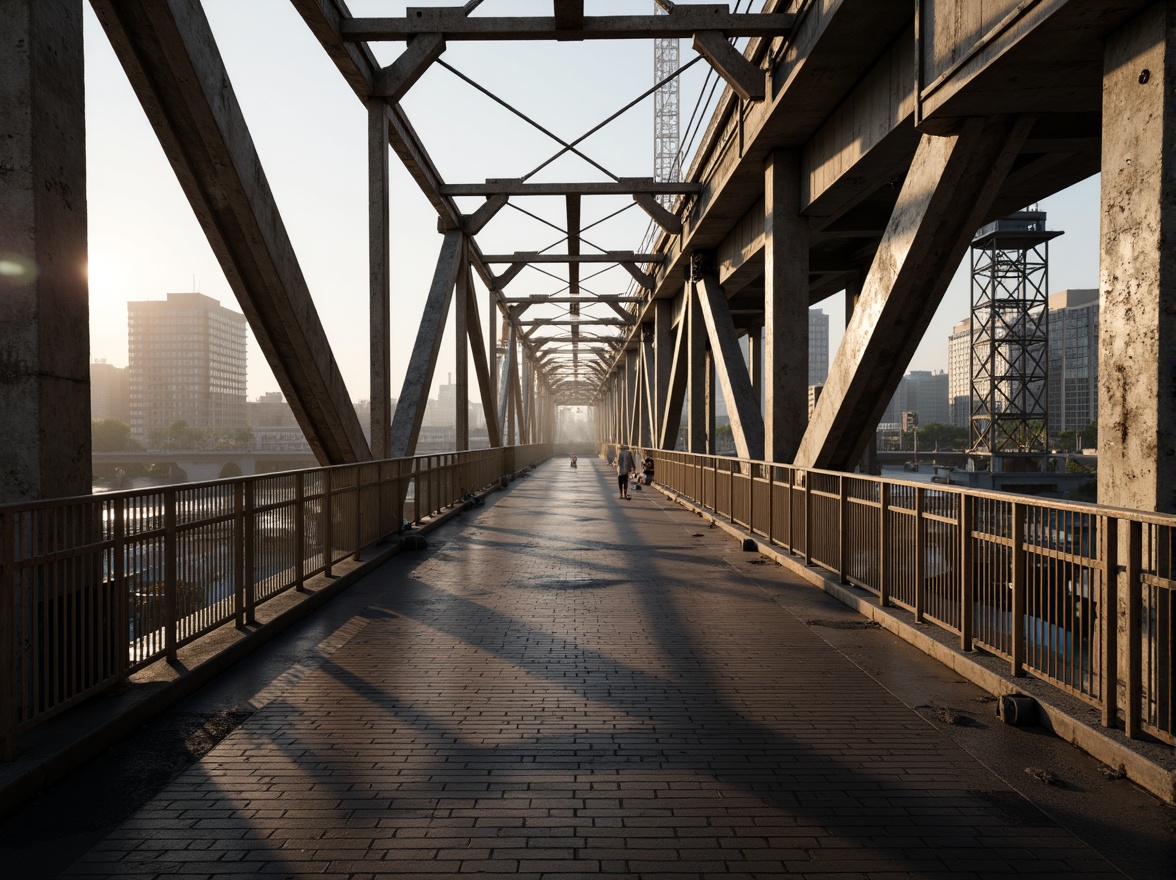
left=616, top=444, right=636, bottom=499
left=606, top=445, right=615, bottom=467
left=642, top=455, right=654, bottom=485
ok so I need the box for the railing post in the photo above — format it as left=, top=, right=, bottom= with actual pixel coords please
left=729, top=459, right=735, bottom=523
left=766, top=465, right=775, bottom=548
left=803, top=470, right=813, bottom=566
left=295, top=473, right=306, bottom=589
left=959, top=491, right=974, bottom=652
left=0, top=511, right=17, bottom=761
left=1125, top=519, right=1142, bottom=738
left=323, top=469, right=334, bottom=577
left=1011, top=501, right=1026, bottom=677
left=244, top=481, right=256, bottom=625
left=837, top=475, right=846, bottom=583
left=233, top=482, right=245, bottom=627
left=914, top=487, right=926, bottom=623
left=879, top=481, right=891, bottom=607
left=163, top=488, right=178, bottom=663
left=113, top=496, right=128, bottom=681
left=1101, top=516, right=1118, bottom=729
left=786, top=468, right=795, bottom=554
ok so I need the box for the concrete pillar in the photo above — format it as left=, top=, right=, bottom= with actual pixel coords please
left=764, top=150, right=809, bottom=463
left=0, top=0, right=91, bottom=502
left=454, top=239, right=469, bottom=452
left=1099, top=1, right=1176, bottom=512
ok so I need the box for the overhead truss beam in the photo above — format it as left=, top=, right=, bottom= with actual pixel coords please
left=441, top=179, right=700, bottom=197
left=341, top=9, right=794, bottom=42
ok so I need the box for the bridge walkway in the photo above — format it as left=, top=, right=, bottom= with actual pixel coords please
left=9, top=457, right=1172, bottom=878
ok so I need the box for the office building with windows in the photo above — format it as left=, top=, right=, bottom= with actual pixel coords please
left=127, top=293, right=248, bottom=441
left=1047, top=288, right=1099, bottom=434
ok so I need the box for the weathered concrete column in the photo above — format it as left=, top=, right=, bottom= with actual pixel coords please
left=764, top=151, right=809, bottom=463
left=624, top=350, right=639, bottom=445
left=0, top=0, right=90, bottom=502
left=1099, top=1, right=1176, bottom=513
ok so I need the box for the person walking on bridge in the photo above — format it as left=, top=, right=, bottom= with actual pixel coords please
left=616, top=444, right=636, bottom=499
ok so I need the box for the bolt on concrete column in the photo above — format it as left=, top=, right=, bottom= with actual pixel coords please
left=1099, top=1, right=1176, bottom=513
left=0, top=0, right=91, bottom=502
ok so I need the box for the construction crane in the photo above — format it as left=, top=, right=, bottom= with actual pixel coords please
left=653, top=1, right=680, bottom=209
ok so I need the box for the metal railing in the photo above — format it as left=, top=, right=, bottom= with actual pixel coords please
left=653, top=450, right=1175, bottom=746
left=0, top=444, right=551, bottom=758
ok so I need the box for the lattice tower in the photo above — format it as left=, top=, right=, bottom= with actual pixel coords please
left=969, top=211, right=1061, bottom=455
left=653, top=2, right=680, bottom=209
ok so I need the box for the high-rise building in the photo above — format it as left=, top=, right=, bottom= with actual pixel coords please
left=947, top=318, right=972, bottom=428
left=90, top=359, right=129, bottom=422
left=809, top=309, right=829, bottom=387
left=127, top=293, right=247, bottom=441
left=881, top=371, right=950, bottom=428
left=1047, top=288, right=1099, bottom=434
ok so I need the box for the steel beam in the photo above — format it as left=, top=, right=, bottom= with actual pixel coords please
left=481, top=252, right=663, bottom=264
left=92, top=0, right=370, bottom=465
left=795, top=116, right=1034, bottom=471
left=369, top=98, right=392, bottom=459
left=693, top=272, right=765, bottom=461
left=341, top=8, right=794, bottom=41
left=390, top=231, right=463, bottom=458
left=441, top=179, right=700, bottom=196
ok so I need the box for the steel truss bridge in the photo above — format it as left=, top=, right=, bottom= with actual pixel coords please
left=3, top=0, right=1176, bottom=800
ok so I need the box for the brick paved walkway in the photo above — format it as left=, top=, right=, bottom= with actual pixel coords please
left=65, top=458, right=1131, bottom=879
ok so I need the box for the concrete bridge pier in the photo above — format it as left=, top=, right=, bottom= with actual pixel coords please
left=1099, top=0, right=1176, bottom=515
left=0, top=0, right=91, bottom=504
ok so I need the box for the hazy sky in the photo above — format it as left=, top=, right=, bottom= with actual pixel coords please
left=83, top=1, right=1102, bottom=401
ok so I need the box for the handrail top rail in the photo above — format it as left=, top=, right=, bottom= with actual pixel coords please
left=0, top=445, right=545, bottom=516
left=647, top=448, right=1170, bottom=527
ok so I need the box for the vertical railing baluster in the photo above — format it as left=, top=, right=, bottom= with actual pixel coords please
left=113, top=497, right=128, bottom=680
left=164, top=488, right=178, bottom=663
left=960, top=491, right=973, bottom=652
left=1125, top=519, right=1142, bottom=738
left=838, top=475, right=848, bottom=584
left=803, top=471, right=813, bottom=566
left=323, top=469, right=334, bottom=577
left=295, top=473, right=306, bottom=589
left=879, top=481, right=891, bottom=607
left=915, top=487, right=926, bottom=623
left=1011, top=501, right=1026, bottom=677
left=244, top=481, right=256, bottom=625
left=1101, top=516, right=1118, bottom=728
left=233, top=483, right=245, bottom=627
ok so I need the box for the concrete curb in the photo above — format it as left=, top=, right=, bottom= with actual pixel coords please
left=655, top=484, right=1176, bottom=806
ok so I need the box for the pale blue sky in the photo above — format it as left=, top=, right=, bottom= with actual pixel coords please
left=83, top=1, right=1101, bottom=400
